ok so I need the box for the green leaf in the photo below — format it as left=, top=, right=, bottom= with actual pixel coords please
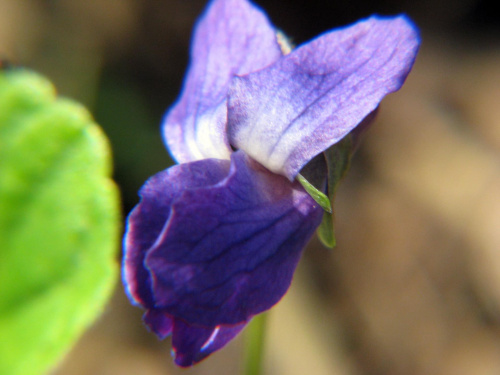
left=316, top=136, right=353, bottom=248
left=296, top=173, right=332, bottom=213
left=0, top=69, right=120, bottom=375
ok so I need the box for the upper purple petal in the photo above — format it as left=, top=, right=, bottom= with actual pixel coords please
left=162, top=0, right=282, bottom=163
left=227, top=15, right=420, bottom=180
left=126, top=151, right=322, bottom=327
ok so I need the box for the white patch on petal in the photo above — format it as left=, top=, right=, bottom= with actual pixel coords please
left=233, top=83, right=297, bottom=177
left=184, top=122, right=208, bottom=161
left=190, top=103, right=232, bottom=161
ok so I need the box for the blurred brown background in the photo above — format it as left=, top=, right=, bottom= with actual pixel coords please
left=1, top=0, right=499, bottom=374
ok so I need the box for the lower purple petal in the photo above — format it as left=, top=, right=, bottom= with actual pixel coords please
left=123, top=150, right=322, bottom=363
left=143, top=310, right=173, bottom=339
left=125, top=150, right=322, bottom=330
left=143, top=308, right=247, bottom=366
left=144, top=151, right=322, bottom=326
left=123, top=158, right=230, bottom=307
left=172, top=319, right=247, bottom=367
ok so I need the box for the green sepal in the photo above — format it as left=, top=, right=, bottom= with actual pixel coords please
left=317, top=210, right=336, bottom=248
left=296, top=173, right=332, bottom=213
left=316, top=136, right=354, bottom=248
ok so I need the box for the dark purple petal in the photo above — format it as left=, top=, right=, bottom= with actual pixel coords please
left=172, top=319, right=247, bottom=367
left=162, top=0, right=282, bottom=163
left=143, top=308, right=246, bottom=366
left=123, top=158, right=230, bottom=308
left=143, top=309, right=173, bottom=339
left=227, top=15, right=420, bottom=180
left=127, top=151, right=322, bottom=327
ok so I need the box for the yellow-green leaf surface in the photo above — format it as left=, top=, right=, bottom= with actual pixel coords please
left=0, top=69, right=120, bottom=375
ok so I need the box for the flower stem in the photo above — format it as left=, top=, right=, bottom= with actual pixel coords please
left=243, top=313, right=267, bottom=375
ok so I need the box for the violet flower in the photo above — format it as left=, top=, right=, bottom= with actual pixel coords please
left=123, top=0, right=419, bottom=367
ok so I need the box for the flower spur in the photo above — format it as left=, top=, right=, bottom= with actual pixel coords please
left=123, top=0, right=420, bottom=367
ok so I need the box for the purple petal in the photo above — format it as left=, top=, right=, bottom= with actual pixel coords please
left=172, top=319, right=247, bottom=367
left=126, top=150, right=322, bottom=328
left=227, top=15, right=420, bottom=180
left=143, top=308, right=246, bottom=366
left=143, top=309, right=173, bottom=339
left=162, top=0, right=282, bottom=163
left=123, top=158, right=231, bottom=308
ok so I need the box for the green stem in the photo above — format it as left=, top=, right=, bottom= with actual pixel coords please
left=243, top=313, right=267, bottom=375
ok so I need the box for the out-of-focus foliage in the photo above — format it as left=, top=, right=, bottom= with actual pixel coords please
left=0, top=69, right=120, bottom=375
